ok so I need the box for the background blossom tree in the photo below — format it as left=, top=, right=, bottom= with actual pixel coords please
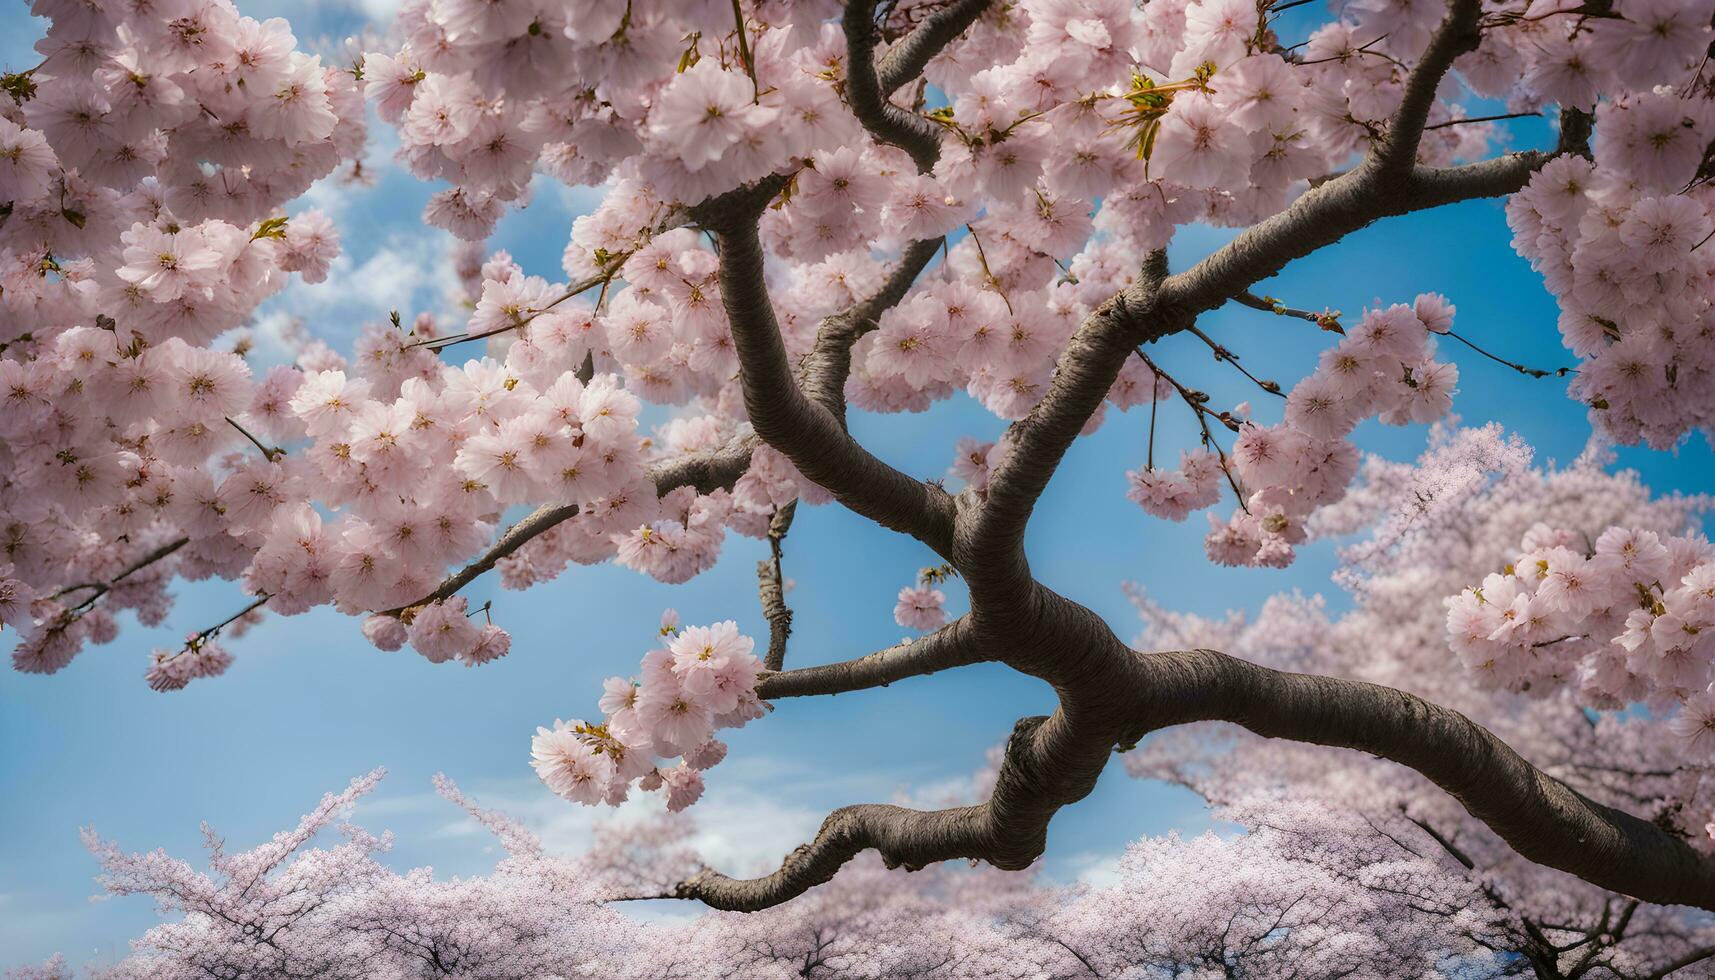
left=6, top=0, right=1715, bottom=972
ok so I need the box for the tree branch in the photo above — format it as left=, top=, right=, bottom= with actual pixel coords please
left=670, top=802, right=989, bottom=911
left=1132, top=648, right=1715, bottom=912
left=757, top=502, right=796, bottom=671
left=679, top=590, right=1715, bottom=918
left=668, top=692, right=1115, bottom=910
left=52, top=536, right=190, bottom=611
left=1374, top=0, right=1484, bottom=177
left=390, top=436, right=759, bottom=613
left=698, top=205, right=956, bottom=558
left=843, top=0, right=965, bottom=170
left=960, top=252, right=1171, bottom=609
left=755, top=616, right=981, bottom=699
left=874, top=0, right=992, bottom=97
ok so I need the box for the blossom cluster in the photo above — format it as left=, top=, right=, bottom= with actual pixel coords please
left=1132, top=421, right=1715, bottom=874
left=1118, top=296, right=1460, bottom=568
left=1447, top=524, right=1715, bottom=758
left=0, top=0, right=364, bottom=680
left=894, top=565, right=954, bottom=631
left=531, top=616, right=766, bottom=812
left=1507, top=100, right=1715, bottom=450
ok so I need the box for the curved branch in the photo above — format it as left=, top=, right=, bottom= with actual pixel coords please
left=672, top=802, right=987, bottom=911
left=756, top=616, right=982, bottom=699
left=392, top=436, right=758, bottom=613
left=1133, top=648, right=1715, bottom=912
left=685, top=595, right=1715, bottom=918
left=669, top=699, right=1114, bottom=910
left=843, top=0, right=949, bottom=170
left=674, top=612, right=1123, bottom=911
left=702, top=210, right=956, bottom=557
left=960, top=253, right=1170, bottom=608
left=1374, top=0, right=1483, bottom=176
left=875, top=0, right=992, bottom=97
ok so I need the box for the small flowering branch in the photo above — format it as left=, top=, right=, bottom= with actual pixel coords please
left=185, top=593, right=271, bottom=647
left=144, top=592, right=270, bottom=691
left=1134, top=348, right=1249, bottom=512
left=757, top=502, right=796, bottom=672
left=1233, top=291, right=1344, bottom=333
left=963, top=223, right=1013, bottom=314
left=226, top=417, right=287, bottom=461
left=51, top=537, right=191, bottom=611
left=1425, top=110, right=1543, bottom=131
left=1293, top=33, right=1402, bottom=70
left=1183, top=324, right=1284, bottom=398
left=1442, top=329, right=1573, bottom=380
left=412, top=269, right=613, bottom=353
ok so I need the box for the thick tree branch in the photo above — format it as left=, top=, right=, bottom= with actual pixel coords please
left=1374, top=0, right=1484, bottom=176
left=1158, top=147, right=1549, bottom=323
left=843, top=0, right=957, bottom=170
left=700, top=208, right=956, bottom=558
left=874, top=0, right=991, bottom=97
left=960, top=253, right=1171, bottom=610
left=755, top=616, right=981, bottom=699
left=670, top=802, right=988, bottom=911
left=1132, top=648, right=1715, bottom=912
left=1162, top=0, right=1561, bottom=320
left=797, top=235, right=945, bottom=415
left=681, top=587, right=1715, bottom=917
left=669, top=693, right=1115, bottom=910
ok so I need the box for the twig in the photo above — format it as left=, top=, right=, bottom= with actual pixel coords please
left=53, top=537, right=191, bottom=611
left=412, top=271, right=612, bottom=352
left=1233, top=291, right=1344, bottom=333
left=1425, top=111, right=1542, bottom=131
left=963, top=224, right=1012, bottom=314
left=1184, top=324, right=1284, bottom=398
left=226, top=417, right=286, bottom=461
left=731, top=0, right=759, bottom=101
left=1133, top=349, right=1248, bottom=512
left=1444, top=329, right=1572, bottom=380
left=190, top=593, right=271, bottom=644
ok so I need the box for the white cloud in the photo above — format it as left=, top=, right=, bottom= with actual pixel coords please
left=355, top=0, right=406, bottom=25
left=348, top=753, right=942, bottom=883
left=1061, top=850, right=1125, bottom=889
left=289, top=233, right=449, bottom=319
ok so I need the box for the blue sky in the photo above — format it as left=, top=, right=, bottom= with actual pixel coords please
left=4, top=2, right=1714, bottom=967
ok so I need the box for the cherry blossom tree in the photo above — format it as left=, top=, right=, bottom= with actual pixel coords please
left=6, top=0, right=1715, bottom=969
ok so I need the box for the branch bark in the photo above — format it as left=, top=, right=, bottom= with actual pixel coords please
left=1373, top=0, right=1484, bottom=177
left=699, top=209, right=957, bottom=558
left=874, top=0, right=992, bottom=97
left=1130, top=648, right=1715, bottom=912
left=843, top=0, right=959, bottom=170
left=757, top=502, right=796, bottom=672
left=676, top=595, right=1715, bottom=916
left=755, top=616, right=981, bottom=699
